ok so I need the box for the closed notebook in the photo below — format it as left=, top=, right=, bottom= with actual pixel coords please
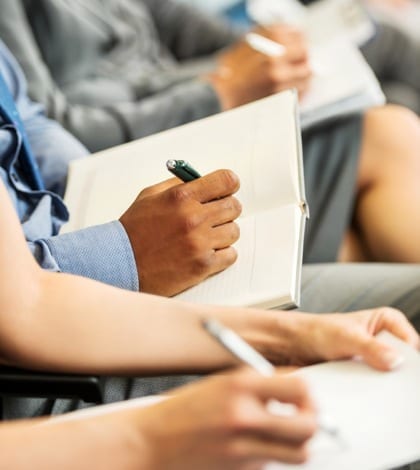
left=63, top=91, right=308, bottom=309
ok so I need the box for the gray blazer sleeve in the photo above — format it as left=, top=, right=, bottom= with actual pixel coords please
left=0, top=0, right=229, bottom=152
left=144, top=0, right=240, bottom=60
left=0, top=0, right=134, bottom=152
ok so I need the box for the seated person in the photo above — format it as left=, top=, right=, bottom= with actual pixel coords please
left=1, top=37, right=420, bottom=424
left=0, top=176, right=419, bottom=469
left=223, top=0, right=420, bottom=114
left=0, top=0, right=419, bottom=265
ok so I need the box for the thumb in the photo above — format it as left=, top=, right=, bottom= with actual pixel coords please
left=360, top=337, right=405, bottom=371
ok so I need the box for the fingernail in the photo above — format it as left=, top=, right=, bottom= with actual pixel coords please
left=383, top=351, right=405, bottom=370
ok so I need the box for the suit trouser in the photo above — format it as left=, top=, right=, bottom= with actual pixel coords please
left=361, top=22, right=420, bottom=115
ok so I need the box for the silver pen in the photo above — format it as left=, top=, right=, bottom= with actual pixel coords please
left=202, top=318, right=344, bottom=445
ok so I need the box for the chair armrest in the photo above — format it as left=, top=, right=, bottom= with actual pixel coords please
left=0, top=367, right=103, bottom=404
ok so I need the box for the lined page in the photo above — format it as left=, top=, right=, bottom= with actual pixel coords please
left=176, top=204, right=302, bottom=308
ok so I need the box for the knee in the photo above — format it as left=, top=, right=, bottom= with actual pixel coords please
left=361, top=105, right=420, bottom=178
left=364, top=105, right=420, bottom=147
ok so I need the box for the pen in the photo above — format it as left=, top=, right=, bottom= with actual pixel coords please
left=245, top=32, right=324, bottom=76
left=166, top=159, right=201, bottom=182
left=202, top=318, right=344, bottom=445
left=245, top=32, right=286, bottom=57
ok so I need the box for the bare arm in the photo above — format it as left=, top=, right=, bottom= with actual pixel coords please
left=0, top=181, right=417, bottom=376
left=0, top=371, right=317, bottom=469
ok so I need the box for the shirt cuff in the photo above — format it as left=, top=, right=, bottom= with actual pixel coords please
left=41, top=221, right=139, bottom=291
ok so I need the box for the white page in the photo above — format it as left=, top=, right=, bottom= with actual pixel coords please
left=248, top=0, right=375, bottom=46
left=299, top=38, right=385, bottom=128
left=177, top=204, right=303, bottom=308
left=63, top=91, right=303, bottom=232
left=266, top=333, right=420, bottom=470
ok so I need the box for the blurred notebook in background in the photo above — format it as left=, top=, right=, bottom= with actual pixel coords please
left=248, top=0, right=375, bottom=46
left=63, top=91, right=308, bottom=309
left=299, top=37, right=385, bottom=129
left=247, top=0, right=385, bottom=128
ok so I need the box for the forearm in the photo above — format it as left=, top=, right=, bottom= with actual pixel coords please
left=3, top=263, right=300, bottom=375
left=0, top=411, right=145, bottom=470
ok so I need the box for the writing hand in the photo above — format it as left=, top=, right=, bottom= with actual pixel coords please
left=119, top=169, right=242, bottom=296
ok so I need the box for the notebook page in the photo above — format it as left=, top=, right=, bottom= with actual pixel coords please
left=248, top=0, right=375, bottom=46
left=266, top=333, right=420, bottom=470
left=63, top=91, right=302, bottom=232
left=176, top=204, right=302, bottom=308
left=299, top=38, right=384, bottom=120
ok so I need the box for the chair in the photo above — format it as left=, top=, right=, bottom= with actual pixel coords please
left=0, top=366, right=104, bottom=412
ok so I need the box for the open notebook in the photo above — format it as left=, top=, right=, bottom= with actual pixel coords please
left=299, top=37, right=385, bottom=130
left=63, top=91, right=308, bottom=309
left=266, top=332, right=420, bottom=470
left=248, top=0, right=384, bottom=129
left=248, top=0, right=376, bottom=46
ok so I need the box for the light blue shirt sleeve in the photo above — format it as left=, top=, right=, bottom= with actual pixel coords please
left=29, top=220, right=139, bottom=291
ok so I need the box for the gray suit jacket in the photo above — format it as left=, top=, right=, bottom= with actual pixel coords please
left=0, top=0, right=239, bottom=151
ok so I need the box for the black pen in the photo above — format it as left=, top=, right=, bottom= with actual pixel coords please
left=166, top=159, right=201, bottom=182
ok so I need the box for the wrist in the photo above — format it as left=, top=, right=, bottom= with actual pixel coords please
left=203, top=71, right=235, bottom=111
left=216, top=308, right=302, bottom=366
left=108, top=409, right=155, bottom=469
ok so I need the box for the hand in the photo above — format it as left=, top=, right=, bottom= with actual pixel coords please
left=368, top=0, right=412, bottom=8
left=135, top=370, right=317, bottom=469
left=119, top=170, right=242, bottom=296
left=276, top=307, right=419, bottom=371
left=207, top=25, right=312, bottom=109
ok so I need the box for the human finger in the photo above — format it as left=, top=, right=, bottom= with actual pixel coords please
left=205, top=196, right=242, bottom=226
left=274, top=75, right=312, bottom=96
left=352, top=334, right=406, bottom=371
left=207, top=246, right=239, bottom=276
left=210, top=222, right=240, bottom=249
left=181, top=169, right=240, bottom=203
left=270, top=62, right=312, bottom=89
left=366, top=307, right=420, bottom=349
left=283, top=42, right=309, bottom=63
left=230, top=436, right=310, bottom=465
left=252, top=374, right=315, bottom=412
left=254, top=411, right=317, bottom=445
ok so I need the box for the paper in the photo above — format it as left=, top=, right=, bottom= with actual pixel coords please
left=266, top=333, right=420, bottom=470
left=247, top=0, right=383, bottom=128
left=248, top=0, right=375, bottom=46
left=299, top=37, right=385, bottom=129
left=177, top=205, right=302, bottom=309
